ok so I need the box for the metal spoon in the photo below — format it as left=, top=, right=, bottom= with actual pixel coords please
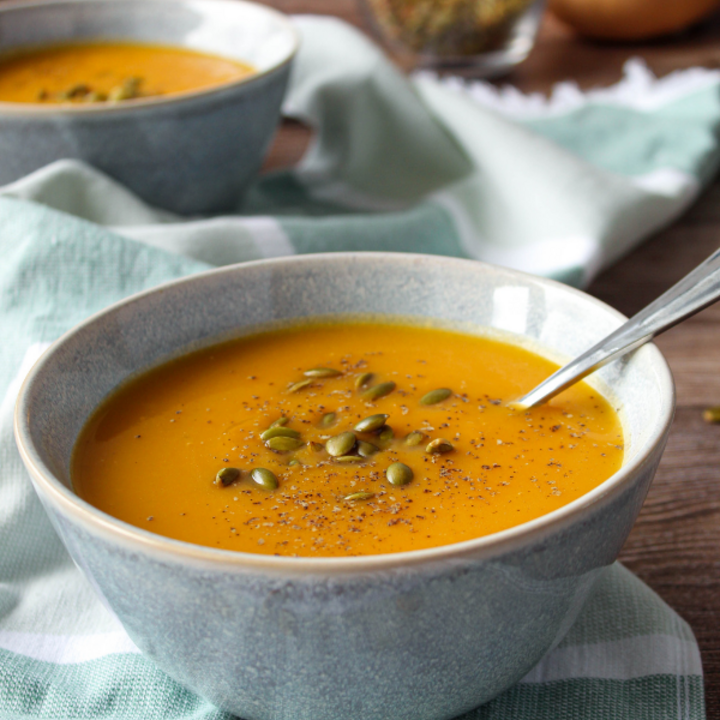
left=516, top=246, right=720, bottom=408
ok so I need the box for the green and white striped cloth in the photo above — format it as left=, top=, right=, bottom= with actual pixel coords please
left=0, top=15, right=714, bottom=719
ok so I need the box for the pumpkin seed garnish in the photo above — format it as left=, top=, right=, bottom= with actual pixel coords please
left=362, top=381, right=396, bottom=401
left=288, top=459, right=301, bottom=467
left=326, top=431, right=356, bottom=457
left=344, top=491, right=375, bottom=502
left=288, top=378, right=314, bottom=393
left=266, top=436, right=304, bottom=453
left=304, top=367, right=342, bottom=378
left=357, top=440, right=379, bottom=457
left=260, top=426, right=301, bottom=441
left=320, top=412, right=337, bottom=428
left=426, top=438, right=454, bottom=454
left=355, top=372, right=374, bottom=389
left=703, top=406, right=720, bottom=423
left=378, top=426, right=394, bottom=442
left=309, top=441, right=325, bottom=453
left=335, top=455, right=364, bottom=463
left=354, top=414, right=389, bottom=433
left=420, top=388, right=452, bottom=405
left=386, top=462, right=413, bottom=486
left=108, top=76, right=142, bottom=102
left=270, top=417, right=289, bottom=428
left=251, top=467, right=278, bottom=490
left=215, top=467, right=241, bottom=487
left=404, top=430, right=426, bottom=446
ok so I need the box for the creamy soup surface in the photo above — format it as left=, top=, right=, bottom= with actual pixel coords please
left=72, top=322, right=624, bottom=557
left=0, top=42, right=255, bottom=103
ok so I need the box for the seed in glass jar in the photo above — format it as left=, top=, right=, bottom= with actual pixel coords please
left=404, top=430, right=426, bottom=446
left=269, top=417, right=289, bottom=428
left=215, top=467, right=240, bottom=487
left=386, top=462, right=413, bottom=486
left=344, top=491, right=375, bottom=502
left=420, top=388, right=452, bottom=405
left=266, top=436, right=303, bottom=452
left=354, top=414, right=389, bottom=433
left=251, top=467, right=278, bottom=490
left=326, top=431, right=356, bottom=457
left=260, top=426, right=301, bottom=441
left=355, top=372, right=374, bottom=389
left=320, top=412, right=337, bottom=428
left=426, top=438, right=453, bottom=454
left=288, top=378, right=314, bottom=393
left=362, top=381, right=396, bottom=401
left=357, top=440, right=379, bottom=457
left=304, top=367, right=342, bottom=378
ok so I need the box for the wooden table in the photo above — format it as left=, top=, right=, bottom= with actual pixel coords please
left=261, top=3, right=720, bottom=716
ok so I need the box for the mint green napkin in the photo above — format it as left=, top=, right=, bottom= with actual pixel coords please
left=0, top=14, right=712, bottom=720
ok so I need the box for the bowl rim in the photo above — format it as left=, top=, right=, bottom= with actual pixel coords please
left=14, top=252, right=676, bottom=574
left=0, top=0, right=300, bottom=117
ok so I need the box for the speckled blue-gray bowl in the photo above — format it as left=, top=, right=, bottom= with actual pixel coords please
left=0, top=0, right=298, bottom=214
left=15, top=253, right=674, bottom=720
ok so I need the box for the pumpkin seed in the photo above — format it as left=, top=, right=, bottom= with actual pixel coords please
left=703, top=406, right=720, bottom=423
left=288, top=378, right=314, bottom=393
left=420, top=388, right=452, bottom=405
left=261, top=426, right=301, bottom=441
left=270, top=417, right=289, bottom=428
left=320, top=412, right=337, bottom=428
left=266, top=436, right=304, bottom=452
left=357, top=440, right=379, bottom=457
left=404, top=431, right=426, bottom=446
left=355, top=372, right=374, bottom=389
left=354, top=413, right=389, bottom=433
left=386, top=462, right=413, bottom=486
left=108, top=76, right=141, bottom=102
left=304, top=367, right=342, bottom=378
left=362, top=381, right=396, bottom=401
left=344, top=491, right=375, bottom=502
left=335, top=455, right=364, bottom=463
left=326, top=431, right=356, bottom=457
left=215, top=467, right=241, bottom=487
left=251, top=467, right=278, bottom=490
left=288, top=459, right=301, bottom=467
left=426, top=438, right=454, bottom=454
left=378, top=426, right=394, bottom=442
left=309, top=441, right=325, bottom=453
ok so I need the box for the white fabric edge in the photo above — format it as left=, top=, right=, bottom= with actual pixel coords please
left=520, top=634, right=703, bottom=683
left=1, top=342, right=51, bottom=420
left=236, top=215, right=296, bottom=258
left=418, top=58, right=720, bottom=120
left=0, top=630, right=140, bottom=664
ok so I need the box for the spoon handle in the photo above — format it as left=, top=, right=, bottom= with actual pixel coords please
left=517, top=246, right=720, bottom=408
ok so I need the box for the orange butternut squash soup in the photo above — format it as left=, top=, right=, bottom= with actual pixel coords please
left=72, top=322, right=624, bottom=557
left=0, top=42, right=255, bottom=104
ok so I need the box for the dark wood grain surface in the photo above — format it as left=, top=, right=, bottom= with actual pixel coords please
left=261, top=2, right=720, bottom=716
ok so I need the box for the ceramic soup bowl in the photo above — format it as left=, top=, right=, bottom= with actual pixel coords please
left=0, top=0, right=299, bottom=214
left=15, top=253, right=674, bottom=720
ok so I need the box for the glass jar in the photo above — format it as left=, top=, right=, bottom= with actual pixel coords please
left=360, top=0, right=546, bottom=76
